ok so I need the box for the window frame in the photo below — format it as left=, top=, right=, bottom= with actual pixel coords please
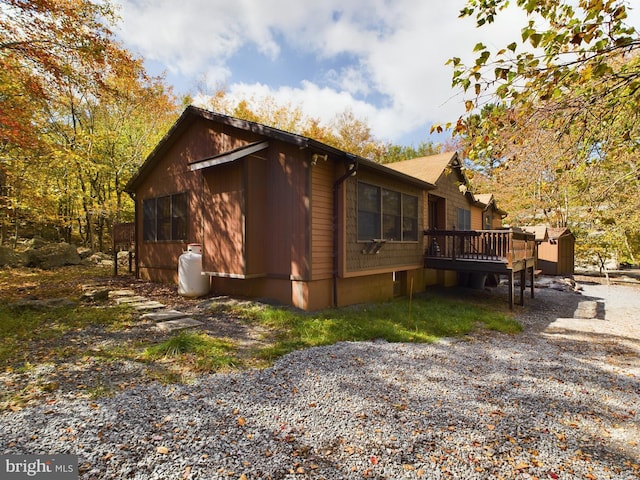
left=457, top=207, right=471, bottom=231
left=357, top=182, right=419, bottom=243
left=142, top=192, right=189, bottom=242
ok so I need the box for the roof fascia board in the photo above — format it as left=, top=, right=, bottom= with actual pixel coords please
left=195, top=107, right=311, bottom=149
left=126, top=105, right=436, bottom=192
left=125, top=108, right=193, bottom=192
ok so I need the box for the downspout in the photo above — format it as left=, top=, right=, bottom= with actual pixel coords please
left=332, top=156, right=358, bottom=307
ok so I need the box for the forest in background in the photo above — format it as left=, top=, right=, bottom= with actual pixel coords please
left=1, top=0, right=639, bottom=269
left=0, top=0, right=444, bottom=253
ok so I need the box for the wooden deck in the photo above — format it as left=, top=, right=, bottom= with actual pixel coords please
left=424, top=229, right=537, bottom=308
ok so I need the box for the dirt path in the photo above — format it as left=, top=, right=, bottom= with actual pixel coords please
left=543, top=282, right=640, bottom=341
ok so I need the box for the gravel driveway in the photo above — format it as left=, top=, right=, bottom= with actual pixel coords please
left=1, top=279, right=639, bottom=479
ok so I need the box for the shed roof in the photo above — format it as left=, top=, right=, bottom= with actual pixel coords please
left=547, top=227, right=575, bottom=240
left=125, top=106, right=436, bottom=193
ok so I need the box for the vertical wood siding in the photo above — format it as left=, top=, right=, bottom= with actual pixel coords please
left=135, top=122, right=209, bottom=279
left=262, top=143, right=310, bottom=280
left=244, top=156, right=268, bottom=276
left=202, top=162, right=245, bottom=275
left=310, top=159, right=335, bottom=280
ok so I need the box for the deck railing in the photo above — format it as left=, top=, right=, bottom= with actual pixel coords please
left=424, top=228, right=535, bottom=269
left=113, top=222, right=135, bottom=275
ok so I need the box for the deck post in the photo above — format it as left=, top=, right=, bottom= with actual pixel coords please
left=452, top=227, right=456, bottom=261
left=423, top=228, right=536, bottom=309
left=113, top=233, right=118, bottom=276
left=529, top=265, right=535, bottom=299
left=508, top=271, right=514, bottom=309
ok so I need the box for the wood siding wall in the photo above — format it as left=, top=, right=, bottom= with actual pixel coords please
left=310, top=158, right=335, bottom=280
left=538, top=235, right=575, bottom=275
left=471, top=205, right=483, bottom=230
left=202, top=162, right=245, bottom=275
left=135, top=119, right=212, bottom=282
left=262, top=143, right=310, bottom=280
left=435, top=171, right=473, bottom=230
left=244, top=156, right=268, bottom=276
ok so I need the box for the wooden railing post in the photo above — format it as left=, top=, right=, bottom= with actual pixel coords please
left=452, top=226, right=457, bottom=261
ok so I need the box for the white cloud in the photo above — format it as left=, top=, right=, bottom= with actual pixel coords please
left=114, top=0, right=636, bottom=144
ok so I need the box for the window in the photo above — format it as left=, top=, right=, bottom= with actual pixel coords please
left=357, top=183, right=380, bottom=241
left=382, top=189, right=401, bottom=240
left=357, top=182, right=419, bottom=242
left=457, top=207, right=471, bottom=230
left=402, top=193, right=418, bottom=241
left=143, top=192, right=188, bottom=241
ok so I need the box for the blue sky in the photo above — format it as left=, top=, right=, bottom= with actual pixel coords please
left=112, top=0, right=639, bottom=148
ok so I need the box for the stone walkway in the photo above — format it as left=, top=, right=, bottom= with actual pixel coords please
left=80, top=284, right=206, bottom=333
left=108, top=289, right=204, bottom=332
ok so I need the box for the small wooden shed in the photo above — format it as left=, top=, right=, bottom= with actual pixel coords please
left=537, top=227, right=575, bottom=275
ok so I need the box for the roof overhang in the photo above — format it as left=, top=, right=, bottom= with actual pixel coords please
left=189, top=141, right=269, bottom=171
left=125, top=105, right=437, bottom=194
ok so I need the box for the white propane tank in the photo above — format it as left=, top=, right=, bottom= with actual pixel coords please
left=178, top=244, right=210, bottom=297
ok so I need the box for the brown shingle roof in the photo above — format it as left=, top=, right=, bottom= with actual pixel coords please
left=547, top=227, right=574, bottom=239
left=522, top=226, right=549, bottom=242
left=386, top=151, right=458, bottom=184
left=474, top=193, right=494, bottom=206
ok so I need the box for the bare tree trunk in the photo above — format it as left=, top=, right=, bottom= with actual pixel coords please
left=596, top=252, right=610, bottom=285
left=623, top=233, right=637, bottom=265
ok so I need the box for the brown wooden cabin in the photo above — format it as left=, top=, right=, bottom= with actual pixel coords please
left=125, top=106, right=439, bottom=310
left=537, top=227, right=575, bottom=275
left=388, top=152, right=536, bottom=308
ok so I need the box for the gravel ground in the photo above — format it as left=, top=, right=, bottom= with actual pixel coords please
left=1, top=280, right=639, bottom=479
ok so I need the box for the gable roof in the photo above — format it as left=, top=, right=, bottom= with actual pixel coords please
left=547, top=227, right=574, bottom=240
left=125, top=105, right=435, bottom=193
left=473, top=193, right=494, bottom=206
left=473, top=193, right=507, bottom=216
left=522, top=225, right=550, bottom=242
left=387, top=151, right=481, bottom=206
left=522, top=226, right=575, bottom=243
left=386, top=151, right=461, bottom=184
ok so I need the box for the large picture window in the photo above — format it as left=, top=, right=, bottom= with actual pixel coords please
left=357, top=182, right=419, bottom=242
left=143, top=192, right=188, bottom=241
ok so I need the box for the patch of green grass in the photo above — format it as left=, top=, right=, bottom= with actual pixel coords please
left=144, top=331, right=238, bottom=372
left=0, top=264, right=114, bottom=302
left=0, top=304, right=132, bottom=368
left=215, top=291, right=521, bottom=362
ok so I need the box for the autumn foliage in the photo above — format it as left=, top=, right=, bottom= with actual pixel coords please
left=448, top=0, right=640, bottom=266
left=0, top=0, right=179, bottom=248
